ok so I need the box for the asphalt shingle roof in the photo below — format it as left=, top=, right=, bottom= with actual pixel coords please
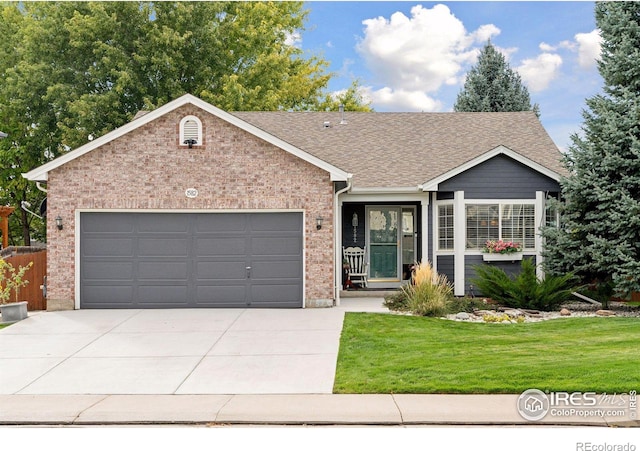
left=233, top=111, right=565, bottom=190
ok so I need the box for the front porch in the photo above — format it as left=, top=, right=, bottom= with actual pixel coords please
left=339, top=199, right=428, bottom=290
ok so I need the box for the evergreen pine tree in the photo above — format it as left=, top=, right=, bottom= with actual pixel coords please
left=454, top=41, right=539, bottom=116
left=542, top=2, right=640, bottom=299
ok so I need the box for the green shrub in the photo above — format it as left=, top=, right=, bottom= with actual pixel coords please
left=383, top=290, right=410, bottom=311
left=471, top=258, right=577, bottom=311
left=445, top=296, right=488, bottom=314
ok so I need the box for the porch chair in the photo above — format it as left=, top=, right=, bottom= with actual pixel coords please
left=342, top=246, right=368, bottom=288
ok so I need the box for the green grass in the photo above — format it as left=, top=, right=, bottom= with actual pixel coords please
left=334, top=313, right=640, bottom=394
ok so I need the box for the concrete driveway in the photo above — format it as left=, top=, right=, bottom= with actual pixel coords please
left=0, top=299, right=387, bottom=395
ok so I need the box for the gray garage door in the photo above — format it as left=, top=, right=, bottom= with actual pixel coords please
left=80, top=212, right=303, bottom=308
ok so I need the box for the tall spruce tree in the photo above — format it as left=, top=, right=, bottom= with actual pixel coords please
left=454, top=42, right=539, bottom=116
left=542, top=2, right=640, bottom=299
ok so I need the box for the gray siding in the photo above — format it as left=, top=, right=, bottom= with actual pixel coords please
left=342, top=204, right=366, bottom=249
left=437, top=255, right=455, bottom=285
left=438, top=154, right=560, bottom=199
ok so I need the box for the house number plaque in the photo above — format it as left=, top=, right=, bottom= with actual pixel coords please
left=185, top=188, right=199, bottom=198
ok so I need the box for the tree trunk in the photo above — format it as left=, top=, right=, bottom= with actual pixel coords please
left=20, top=206, right=31, bottom=246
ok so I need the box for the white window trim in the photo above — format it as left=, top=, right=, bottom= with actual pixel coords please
left=434, top=199, right=455, bottom=254
left=464, top=199, right=537, bottom=254
left=179, top=115, right=203, bottom=147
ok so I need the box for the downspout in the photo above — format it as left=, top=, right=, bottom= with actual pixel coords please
left=36, top=182, right=47, bottom=193
left=334, top=174, right=353, bottom=306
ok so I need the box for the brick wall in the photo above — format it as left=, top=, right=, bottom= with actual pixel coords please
left=46, top=105, right=335, bottom=309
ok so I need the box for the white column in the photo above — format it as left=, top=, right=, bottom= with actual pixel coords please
left=421, top=196, right=429, bottom=266
left=430, top=192, right=438, bottom=273
left=535, top=191, right=545, bottom=280
left=334, top=198, right=343, bottom=306
left=454, top=191, right=466, bottom=296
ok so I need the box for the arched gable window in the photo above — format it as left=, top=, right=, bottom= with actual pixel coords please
left=179, top=115, right=203, bottom=148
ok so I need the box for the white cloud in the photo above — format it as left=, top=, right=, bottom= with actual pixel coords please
left=517, top=53, right=563, bottom=92
left=356, top=3, right=499, bottom=111
left=575, top=29, right=602, bottom=68
left=364, top=86, right=443, bottom=112
left=285, top=31, right=302, bottom=47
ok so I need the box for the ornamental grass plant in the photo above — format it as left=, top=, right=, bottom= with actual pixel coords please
left=396, top=261, right=454, bottom=317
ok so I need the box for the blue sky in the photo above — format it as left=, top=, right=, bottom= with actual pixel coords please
left=300, top=1, right=603, bottom=152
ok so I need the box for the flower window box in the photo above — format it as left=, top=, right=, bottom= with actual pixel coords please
left=482, top=240, right=523, bottom=262
left=482, top=252, right=523, bottom=262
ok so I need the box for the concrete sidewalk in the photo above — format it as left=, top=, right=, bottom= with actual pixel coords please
left=1, top=393, right=638, bottom=426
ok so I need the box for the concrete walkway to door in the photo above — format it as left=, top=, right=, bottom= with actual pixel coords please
left=0, top=298, right=389, bottom=396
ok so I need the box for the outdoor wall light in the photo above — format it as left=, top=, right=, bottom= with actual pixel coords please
left=55, top=215, right=63, bottom=231
left=316, top=216, right=324, bottom=230
left=183, top=139, right=198, bottom=149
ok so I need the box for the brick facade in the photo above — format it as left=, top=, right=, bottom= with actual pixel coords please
left=46, top=105, right=335, bottom=309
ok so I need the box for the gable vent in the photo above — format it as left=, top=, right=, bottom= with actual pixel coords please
left=180, top=115, right=202, bottom=148
left=183, top=120, right=199, bottom=142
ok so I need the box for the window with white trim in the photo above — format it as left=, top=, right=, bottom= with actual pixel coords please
left=465, top=203, right=536, bottom=250
left=437, top=204, right=454, bottom=250
left=180, top=115, right=202, bottom=147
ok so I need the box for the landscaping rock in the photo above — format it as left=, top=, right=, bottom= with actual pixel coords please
left=560, top=308, right=571, bottom=316
left=504, top=309, right=524, bottom=318
left=474, top=309, right=496, bottom=317
left=455, top=312, right=470, bottom=320
left=522, top=309, right=541, bottom=315
left=596, top=310, right=616, bottom=317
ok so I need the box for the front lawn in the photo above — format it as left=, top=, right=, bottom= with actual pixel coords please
left=334, top=313, right=640, bottom=394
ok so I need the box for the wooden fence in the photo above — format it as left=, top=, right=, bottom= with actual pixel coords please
left=1, top=249, right=47, bottom=311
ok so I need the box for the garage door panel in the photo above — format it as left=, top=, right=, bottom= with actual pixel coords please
left=83, top=238, right=134, bottom=257
left=195, top=237, right=247, bottom=255
left=137, top=285, right=188, bottom=305
left=251, top=260, right=301, bottom=279
left=138, top=261, right=188, bottom=279
left=196, top=214, right=247, bottom=232
left=82, top=286, right=134, bottom=304
left=196, top=285, right=247, bottom=305
left=250, top=284, right=302, bottom=307
left=81, top=213, right=135, bottom=233
left=138, top=238, right=188, bottom=257
left=251, top=237, right=302, bottom=256
left=82, top=261, right=134, bottom=280
left=250, top=213, right=302, bottom=232
left=138, top=214, right=189, bottom=232
left=196, top=261, right=246, bottom=280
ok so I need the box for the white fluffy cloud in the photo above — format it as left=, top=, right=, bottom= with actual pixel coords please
left=517, top=52, right=563, bottom=92
left=364, top=86, right=443, bottom=111
left=357, top=4, right=498, bottom=111
left=575, top=29, right=602, bottom=68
